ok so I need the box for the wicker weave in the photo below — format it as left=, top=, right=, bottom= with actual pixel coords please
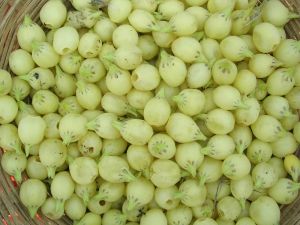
left=0, top=0, right=299, bottom=224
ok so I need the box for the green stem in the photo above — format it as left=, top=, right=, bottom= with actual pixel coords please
left=142, top=168, right=150, bottom=179
left=221, top=2, right=234, bottom=18
left=15, top=144, right=22, bottom=155
left=288, top=12, right=300, bottom=19
left=55, top=65, right=64, bottom=76
left=156, top=88, right=166, bottom=99
left=236, top=144, right=245, bottom=154
left=86, top=119, right=95, bottom=130
left=92, top=193, right=105, bottom=202
left=271, top=59, right=283, bottom=68
left=55, top=199, right=65, bottom=213
left=82, top=192, right=90, bottom=206
left=277, top=129, right=287, bottom=139
left=160, top=49, right=169, bottom=61
left=283, top=110, right=295, bottom=118
left=291, top=169, right=299, bottom=182
left=254, top=178, right=263, bottom=189
left=76, top=80, right=87, bottom=91
left=126, top=198, right=138, bottom=211
left=239, top=198, right=246, bottom=210
left=25, top=144, right=32, bottom=157
left=172, top=95, right=182, bottom=104
left=47, top=166, right=56, bottom=179
left=191, top=32, right=205, bottom=41
left=199, top=174, right=207, bottom=186
left=194, top=50, right=209, bottom=64
left=62, top=135, right=72, bottom=146
left=79, top=68, right=91, bottom=78
left=73, top=220, right=80, bottom=225
left=237, top=100, right=250, bottom=110
left=185, top=163, right=197, bottom=178
left=28, top=206, right=39, bottom=218
left=196, top=131, right=207, bottom=141
left=90, top=11, right=102, bottom=20
left=31, top=40, right=41, bottom=51
left=19, top=74, right=30, bottom=82
left=204, top=78, right=217, bottom=88
left=14, top=171, right=22, bottom=183
left=181, top=169, right=191, bottom=178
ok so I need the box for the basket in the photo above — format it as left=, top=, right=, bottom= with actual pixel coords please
left=0, top=0, right=299, bottom=224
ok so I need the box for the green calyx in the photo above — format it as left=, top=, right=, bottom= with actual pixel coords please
left=219, top=3, right=235, bottom=18
left=198, top=174, right=208, bottom=186
left=271, top=59, right=283, bottom=68
left=31, top=40, right=43, bottom=52
left=290, top=181, right=300, bottom=191
left=152, top=142, right=167, bottom=155
left=112, top=120, right=123, bottom=131
left=236, top=100, right=250, bottom=110
left=254, top=178, right=264, bottom=189
left=201, top=146, right=211, bottom=155
left=92, top=192, right=106, bottom=202
left=55, top=65, right=65, bottom=77
left=195, top=130, right=207, bottom=141
left=152, top=21, right=172, bottom=33
left=236, top=143, right=246, bottom=154
left=160, top=49, right=170, bottom=62
left=23, top=15, right=33, bottom=26
left=86, top=119, right=97, bottom=131
left=173, top=191, right=185, bottom=200
left=155, top=88, right=166, bottom=99
left=19, top=74, right=30, bottom=82
left=172, top=95, right=183, bottom=104
left=76, top=80, right=87, bottom=91
left=62, top=135, right=72, bottom=146
left=126, top=198, right=139, bottom=211
left=121, top=167, right=136, bottom=183
left=191, top=32, right=205, bottom=41
left=125, top=104, right=139, bottom=117
left=185, top=163, right=197, bottom=178
left=28, top=206, right=39, bottom=218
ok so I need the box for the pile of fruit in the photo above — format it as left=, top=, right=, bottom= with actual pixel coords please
left=0, top=0, right=299, bottom=224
